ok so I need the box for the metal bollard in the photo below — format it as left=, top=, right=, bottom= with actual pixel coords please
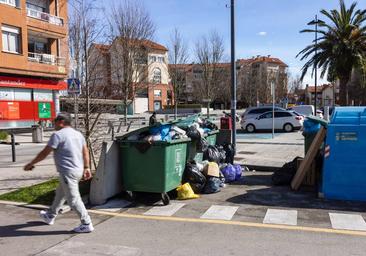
left=11, top=133, right=15, bottom=162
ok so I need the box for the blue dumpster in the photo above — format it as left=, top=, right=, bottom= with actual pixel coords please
left=322, top=107, right=366, bottom=201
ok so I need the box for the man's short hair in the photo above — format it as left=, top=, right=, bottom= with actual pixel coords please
left=54, top=112, right=72, bottom=125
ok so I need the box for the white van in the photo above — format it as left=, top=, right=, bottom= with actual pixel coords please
left=287, top=105, right=314, bottom=116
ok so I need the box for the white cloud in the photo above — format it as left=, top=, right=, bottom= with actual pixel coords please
left=257, top=31, right=267, bottom=36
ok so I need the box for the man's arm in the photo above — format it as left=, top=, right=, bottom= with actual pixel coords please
left=24, top=146, right=53, bottom=171
left=82, top=144, right=92, bottom=180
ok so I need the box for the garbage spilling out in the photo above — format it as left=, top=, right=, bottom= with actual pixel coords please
left=117, top=114, right=245, bottom=205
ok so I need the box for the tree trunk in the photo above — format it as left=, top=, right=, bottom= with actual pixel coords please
left=174, top=101, right=178, bottom=120
left=123, top=95, right=128, bottom=126
left=339, top=76, right=350, bottom=106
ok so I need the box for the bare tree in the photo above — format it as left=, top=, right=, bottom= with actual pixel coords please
left=168, top=28, right=189, bottom=119
left=195, top=30, right=225, bottom=117
left=107, top=0, right=155, bottom=123
left=69, top=0, right=107, bottom=169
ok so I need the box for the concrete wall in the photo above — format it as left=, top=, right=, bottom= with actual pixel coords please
left=90, top=141, right=123, bottom=205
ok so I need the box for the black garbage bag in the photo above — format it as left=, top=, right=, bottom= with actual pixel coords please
left=182, top=162, right=206, bottom=193
left=203, top=177, right=221, bottom=194
left=196, top=137, right=209, bottom=153
left=203, top=145, right=221, bottom=163
left=271, top=157, right=301, bottom=186
left=216, top=145, right=226, bottom=163
left=186, top=125, right=201, bottom=141
left=223, top=144, right=235, bottom=164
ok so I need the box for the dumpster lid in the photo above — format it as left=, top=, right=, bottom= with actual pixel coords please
left=330, top=107, right=366, bottom=125
left=306, top=115, right=329, bottom=127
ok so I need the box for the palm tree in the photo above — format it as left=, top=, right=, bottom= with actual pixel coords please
left=297, top=0, right=366, bottom=106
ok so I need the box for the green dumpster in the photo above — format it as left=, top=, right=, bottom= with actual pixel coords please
left=206, top=130, right=219, bottom=145
left=118, top=137, right=190, bottom=205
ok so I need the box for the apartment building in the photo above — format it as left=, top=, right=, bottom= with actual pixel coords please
left=237, top=56, right=288, bottom=107
left=0, top=0, right=68, bottom=128
left=90, top=39, right=173, bottom=113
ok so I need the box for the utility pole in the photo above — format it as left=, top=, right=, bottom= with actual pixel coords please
left=230, top=0, right=237, bottom=153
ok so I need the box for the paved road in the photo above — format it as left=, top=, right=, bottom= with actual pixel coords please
left=1, top=199, right=366, bottom=256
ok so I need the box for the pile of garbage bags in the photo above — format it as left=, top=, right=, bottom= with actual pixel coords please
left=125, top=115, right=218, bottom=143
left=180, top=144, right=243, bottom=197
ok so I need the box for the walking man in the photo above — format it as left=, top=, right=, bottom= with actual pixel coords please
left=24, top=113, right=94, bottom=233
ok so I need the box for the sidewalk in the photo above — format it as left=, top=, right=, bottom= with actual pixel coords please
left=235, top=131, right=305, bottom=169
left=0, top=133, right=57, bottom=195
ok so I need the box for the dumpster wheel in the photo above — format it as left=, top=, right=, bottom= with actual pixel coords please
left=161, top=193, right=170, bottom=205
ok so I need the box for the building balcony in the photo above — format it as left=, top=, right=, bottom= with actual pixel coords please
left=26, top=8, right=64, bottom=26
left=28, top=52, right=66, bottom=66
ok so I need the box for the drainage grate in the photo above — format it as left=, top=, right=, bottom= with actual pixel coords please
left=237, top=151, right=257, bottom=155
left=234, top=157, right=245, bottom=161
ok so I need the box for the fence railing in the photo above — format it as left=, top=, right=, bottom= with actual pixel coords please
left=28, top=52, right=66, bottom=66
left=26, top=8, right=64, bottom=26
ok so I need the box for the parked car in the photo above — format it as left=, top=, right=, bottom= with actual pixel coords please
left=287, top=105, right=314, bottom=116
left=242, top=110, right=304, bottom=133
left=240, top=106, right=286, bottom=127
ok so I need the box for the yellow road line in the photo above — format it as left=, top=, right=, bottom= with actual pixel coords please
left=89, top=209, right=366, bottom=237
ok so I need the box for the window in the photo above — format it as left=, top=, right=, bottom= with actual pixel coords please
left=2, top=25, right=20, bottom=53
left=249, top=108, right=271, bottom=114
left=274, top=112, right=292, bottom=118
left=259, top=112, right=272, bottom=119
left=0, top=0, right=16, bottom=7
left=157, top=56, right=164, bottom=63
left=154, top=89, right=162, bottom=97
left=149, top=56, right=156, bottom=63
left=153, top=68, right=161, bottom=83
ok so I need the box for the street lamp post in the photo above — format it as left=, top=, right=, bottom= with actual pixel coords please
left=230, top=0, right=237, bottom=154
left=308, top=15, right=319, bottom=114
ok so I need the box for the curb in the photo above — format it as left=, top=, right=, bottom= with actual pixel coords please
left=0, top=200, right=71, bottom=213
left=243, top=164, right=280, bottom=172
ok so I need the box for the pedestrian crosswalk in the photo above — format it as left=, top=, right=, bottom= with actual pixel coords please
left=263, top=209, right=297, bottom=226
left=200, top=205, right=239, bottom=220
left=92, top=201, right=366, bottom=232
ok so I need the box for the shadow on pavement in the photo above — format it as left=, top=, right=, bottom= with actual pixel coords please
left=227, top=173, right=366, bottom=213
left=0, top=221, right=73, bottom=237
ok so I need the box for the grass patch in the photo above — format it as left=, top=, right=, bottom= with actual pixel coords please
left=0, top=131, right=8, bottom=141
left=0, top=178, right=91, bottom=205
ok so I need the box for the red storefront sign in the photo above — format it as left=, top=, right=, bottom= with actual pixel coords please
left=0, top=76, right=67, bottom=90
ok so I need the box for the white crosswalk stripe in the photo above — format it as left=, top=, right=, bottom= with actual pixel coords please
left=329, top=213, right=366, bottom=231
left=263, top=209, right=298, bottom=226
left=200, top=205, right=239, bottom=220
left=143, top=203, right=185, bottom=216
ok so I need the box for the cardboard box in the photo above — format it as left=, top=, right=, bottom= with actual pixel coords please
left=203, top=162, right=220, bottom=177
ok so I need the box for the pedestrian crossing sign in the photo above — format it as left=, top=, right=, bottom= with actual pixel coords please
left=67, top=78, right=81, bottom=95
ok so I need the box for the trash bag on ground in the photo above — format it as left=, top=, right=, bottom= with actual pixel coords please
left=221, top=164, right=236, bottom=183
left=183, top=162, right=206, bottom=194
left=177, top=183, right=199, bottom=200
left=216, top=145, right=226, bottom=163
left=233, top=164, right=243, bottom=181
left=203, top=177, right=221, bottom=194
left=224, top=144, right=235, bottom=164
left=203, top=145, right=221, bottom=163
left=271, top=157, right=301, bottom=186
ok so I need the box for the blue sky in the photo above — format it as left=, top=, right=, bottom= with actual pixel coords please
left=104, top=0, right=366, bottom=85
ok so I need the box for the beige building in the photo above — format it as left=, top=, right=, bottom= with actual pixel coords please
left=89, top=39, right=173, bottom=112
left=237, top=56, right=288, bottom=107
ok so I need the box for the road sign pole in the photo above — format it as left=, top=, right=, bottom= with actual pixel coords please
left=74, top=93, right=78, bottom=129
left=272, top=81, right=275, bottom=139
